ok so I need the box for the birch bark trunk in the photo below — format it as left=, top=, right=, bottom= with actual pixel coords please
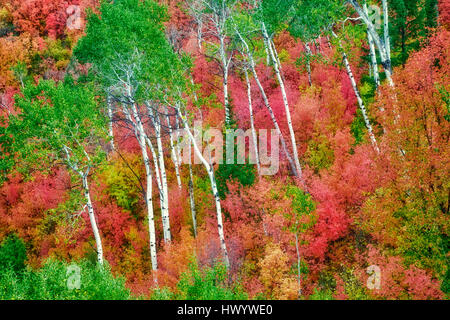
left=304, top=43, right=313, bottom=87
left=382, top=0, right=391, bottom=63
left=166, top=112, right=182, bottom=189
left=188, top=142, right=197, bottom=237
left=178, top=108, right=230, bottom=268
left=262, top=23, right=303, bottom=178
left=107, top=93, right=115, bottom=152
left=244, top=67, right=261, bottom=174
left=332, top=32, right=380, bottom=153
left=82, top=171, right=104, bottom=265
left=147, top=104, right=171, bottom=243
left=63, top=145, right=104, bottom=266
left=349, top=0, right=394, bottom=87
left=235, top=28, right=298, bottom=176
left=125, top=104, right=158, bottom=271
left=219, top=35, right=231, bottom=125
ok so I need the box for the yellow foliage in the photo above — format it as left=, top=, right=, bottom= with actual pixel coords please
left=258, top=243, right=299, bottom=300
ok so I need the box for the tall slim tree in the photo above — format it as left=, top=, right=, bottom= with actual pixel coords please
left=6, top=79, right=107, bottom=265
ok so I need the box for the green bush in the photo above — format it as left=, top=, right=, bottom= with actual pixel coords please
left=152, top=260, right=248, bottom=300
left=0, top=259, right=133, bottom=300
left=309, top=288, right=334, bottom=300
left=0, top=234, right=27, bottom=273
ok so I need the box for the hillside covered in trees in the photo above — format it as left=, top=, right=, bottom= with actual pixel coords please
left=0, top=0, right=449, bottom=300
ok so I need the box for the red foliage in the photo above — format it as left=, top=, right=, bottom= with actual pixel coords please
left=356, top=246, right=443, bottom=300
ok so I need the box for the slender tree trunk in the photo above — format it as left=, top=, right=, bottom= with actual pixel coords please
left=262, top=23, right=303, bottom=178
left=107, top=93, right=115, bottom=152
left=264, top=38, right=271, bottom=65
left=333, top=32, right=380, bottom=153
left=349, top=0, right=394, bottom=87
left=197, top=20, right=203, bottom=50
left=219, top=35, right=231, bottom=125
left=235, top=28, right=298, bottom=176
left=166, top=112, right=182, bottom=189
left=304, top=43, right=313, bottom=86
left=364, top=4, right=380, bottom=89
left=147, top=104, right=171, bottom=243
left=125, top=104, right=158, bottom=271
left=145, top=134, right=166, bottom=238
left=188, top=142, right=197, bottom=237
left=382, top=0, right=391, bottom=63
left=343, top=51, right=380, bottom=153
left=81, top=172, right=104, bottom=265
left=244, top=67, right=261, bottom=174
left=179, top=108, right=230, bottom=268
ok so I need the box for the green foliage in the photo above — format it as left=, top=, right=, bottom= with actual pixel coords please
left=285, top=185, right=316, bottom=234
left=305, top=134, right=334, bottom=173
left=41, top=39, right=72, bottom=70
left=11, top=61, right=29, bottom=86
left=309, top=288, right=334, bottom=300
left=0, top=259, right=133, bottom=300
left=351, top=108, right=368, bottom=146
left=151, top=259, right=247, bottom=300
left=74, top=0, right=185, bottom=102
left=215, top=126, right=256, bottom=199
left=100, top=157, right=142, bottom=214
left=390, top=0, right=439, bottom=64
left=216, top=162, right=255, bottom=199
left=6, top=78, right=107, bottom=177
left=437, top=85, right=450, bottom=122
left=175, top=260, right=248, bottom=300
left=0, top=234, right=27, bottom=273
left=441, top=263, right=450, bottom=294
left=151, top=287, right=175, bottom=300
left=339, top=268, right=370, bottom=300
left=287, top=0, right=343, bottom=42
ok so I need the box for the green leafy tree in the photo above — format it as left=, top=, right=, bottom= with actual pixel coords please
left=5, top=79, right=107, bottom=265
left=0, top=234, right=27, bottom=274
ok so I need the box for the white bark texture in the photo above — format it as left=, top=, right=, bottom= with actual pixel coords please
left=262, top=23, right=303, bottom=178
left=179, top=108, right=230, bottom=268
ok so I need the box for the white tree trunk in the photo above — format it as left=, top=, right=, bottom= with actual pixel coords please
left=63, top=145, right=104, bottom=266
left=364, top=4, right=380, bottom=89
left=166, top=112, right=182, bottom=189
left=107, top=93, right=115, bottom=152
left=146, top=105, right=171, bottom=243
left=145, top=134, right=166, bottom=238
left=125, top=103, right=158, bottom=271
left=235, top=28, right=298, bottom=176
left=382, top=0, right=391, bottom=63
left=333, top=32, right=380, bottom=153
left=81, top=172, right=104, bottom=265
left=219, top=35, right=231, bottom=125
left=179, top=109, right=230, bottom=268
left=244, top=67, right=261, bottom=174
left=197, top=20, right=203, bottom=50
left=349, top=0, right=394, bottom=87
left=155, top=119, right=171, bottom=243
left=262, top=23, right=303, bottom=178
left=304, top=43, right=313, bottom=86
left=188, top=142, right=197, bottom=237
